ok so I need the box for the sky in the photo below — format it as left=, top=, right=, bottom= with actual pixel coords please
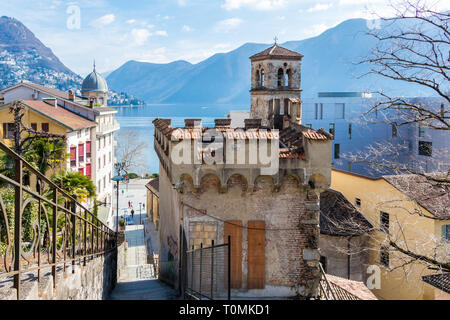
left=2, top=0, right=449, bottom=76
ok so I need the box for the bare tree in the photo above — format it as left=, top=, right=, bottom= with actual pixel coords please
left=335, top=0, right=450, bottom=281
left=115, top=129, right=149, bottom=176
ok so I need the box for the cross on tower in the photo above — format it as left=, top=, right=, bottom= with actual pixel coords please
left=274, top=36, right=278, bottom=45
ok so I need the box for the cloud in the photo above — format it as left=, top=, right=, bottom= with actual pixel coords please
left=131, top=28, right=152, bottom=45
left=222, top=0, right=286, bottom=11
left=306, top=3, right=333, bottom=12
left=214, top=18, right=243, bottom=33
left=303, top=23, right=329, bottom=37
left=126, top=19, right=136, bottom=24
left=155, top=30, right=168, bottom=36
left=91, top=14, right=115, bottom=27
left=182, top=25, right=194, bottom=32
left=178, top=0, right=187, bottom=6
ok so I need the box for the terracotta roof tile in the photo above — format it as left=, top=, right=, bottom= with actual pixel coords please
left=422, top=273, right=450, bottom=294
left=22, top=100, right=96, bottom=131
left=383, top=174, right=450, bottom=219
left=320, top=189, right=373, bottom=236
left=325, top=274, right=378, bottom=300
left=146, top=177, right=159, bottom=195
left=250, top=45, right=304, bottom=60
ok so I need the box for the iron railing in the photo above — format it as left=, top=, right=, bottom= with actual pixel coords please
left=184, top=236, right=231, bottom=300
left=318, top=263, right=361, bottom=300
left=0, top=140, right=117, bottom=300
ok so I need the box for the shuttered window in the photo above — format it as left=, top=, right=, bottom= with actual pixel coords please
left=70, top=147, right=77, bottom=167
left=224, top=221, right=242, bottom=289
left=86, top=164, right=92, bottom=179
left=78, top=144, right=84, bottom=162
left=248, top=221, right=265, bottom=289
left=86, top=141, right=91, bottom=157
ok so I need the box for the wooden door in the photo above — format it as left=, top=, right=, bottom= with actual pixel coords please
left=224, top=221, right=242, bottom=289
left=248, top=221, right=265, bottom=289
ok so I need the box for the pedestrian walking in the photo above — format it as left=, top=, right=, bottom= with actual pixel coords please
left=128, top=201, right=130, bottom=208
left=131, top=209, right=135, bottom=219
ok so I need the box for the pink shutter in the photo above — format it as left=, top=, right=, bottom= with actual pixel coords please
left=70, top=147, right=76, bottom=160
left=86, top=164, right=91, bottom=178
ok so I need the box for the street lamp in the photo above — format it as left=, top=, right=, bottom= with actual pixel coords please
left=112, top=162, right=126, bottom=242
left=139, top=202, right=142, bottom=225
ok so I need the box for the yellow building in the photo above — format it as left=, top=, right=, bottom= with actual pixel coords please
left=145, top=178, right=159, bottom=230
left=331, top=169, right=450, bottom=300
left=0, top=99, right=97, bottom=178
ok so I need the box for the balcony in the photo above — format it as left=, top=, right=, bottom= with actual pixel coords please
left=96, top=119, right=120, bottom=137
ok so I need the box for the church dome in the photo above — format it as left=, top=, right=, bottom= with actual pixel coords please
left=81, top=64, right=108, bottom=93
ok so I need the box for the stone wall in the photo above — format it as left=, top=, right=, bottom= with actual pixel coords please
left=0, top=244, right=125, bottom=300
left=319, top=234, right=370, bottom=283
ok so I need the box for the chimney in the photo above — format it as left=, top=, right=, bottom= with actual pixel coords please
left=184, top=119, right=202, bottom=128
left=43, top=98, right=57, bottom=108
left=244, top=119, right=261, bottom=130
left=68, top=90, right=75, bottom=101
left=214, top=118, right=231, bottom=129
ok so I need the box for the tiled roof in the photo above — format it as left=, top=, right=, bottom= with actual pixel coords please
left=320, top=189, right=373, bottom=236
left=325, top=274, right=378, bottom=300
left=250, top=44, right=304, bottom=60
left=153, top=118, right=332, bottom=161
left=2, top=81, right=70, bottom=100
left=422, top=273, right=450, bottom=294
left=22, top=100, right=96, bottom=131
left=383, top=174, right=450, bottom=219
left=146, top=177, right=159, bottom=195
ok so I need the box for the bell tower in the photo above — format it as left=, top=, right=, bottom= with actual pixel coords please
left=249, top=42, right=303, bottom=129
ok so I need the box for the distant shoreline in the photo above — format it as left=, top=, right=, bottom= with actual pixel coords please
left=110, top=104, right=146, bottom=108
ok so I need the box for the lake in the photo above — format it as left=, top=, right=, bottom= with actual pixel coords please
left=114, top=103, right=249, bottom=174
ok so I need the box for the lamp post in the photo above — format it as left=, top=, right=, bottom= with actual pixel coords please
left=112, top=162, right=126, bottom=243
left=139, top=202, right=142, bottom=225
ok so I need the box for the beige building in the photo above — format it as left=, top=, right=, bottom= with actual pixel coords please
left=331, top=169, right=450, bottom=300
left=146, top=178, right=160, bottom=230
left=153, top=44, right=333, bottom=298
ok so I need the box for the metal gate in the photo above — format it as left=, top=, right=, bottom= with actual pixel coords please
left=184, top=236, right=231, bottom=300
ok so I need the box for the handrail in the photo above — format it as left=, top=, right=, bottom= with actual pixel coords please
left=0, top=140, right=117, bottom=300
left=0, top=141, right=107, bottom=228
left=318, top=263, right=361, bottom=300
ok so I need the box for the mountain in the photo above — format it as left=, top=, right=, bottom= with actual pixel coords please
left=0, top=16, right=82, bottom=91
left=107, top=18, right=432, bottom=104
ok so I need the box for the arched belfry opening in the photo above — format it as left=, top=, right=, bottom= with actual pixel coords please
left=277, top=68, right=284, bottom=88
left=261, top=69, right=265, bottom=87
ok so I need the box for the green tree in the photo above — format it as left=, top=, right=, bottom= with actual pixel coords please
left=23, top=138, right=68, bottom=175
left=50, top=171, right=97, bottom=203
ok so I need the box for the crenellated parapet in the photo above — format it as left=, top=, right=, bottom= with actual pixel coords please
left=153, top=117, right=332, bottom=195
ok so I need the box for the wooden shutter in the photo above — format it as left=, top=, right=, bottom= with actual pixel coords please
left=248, top=221, right=265, bottom=289
left=224, top=220, right=242, bottom=289
left=2, top=123, right=6, bottom=139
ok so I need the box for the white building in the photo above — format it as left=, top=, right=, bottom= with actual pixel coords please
left=0, top=65, right=120, bottom=217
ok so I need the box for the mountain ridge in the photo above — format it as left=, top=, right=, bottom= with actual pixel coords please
left=106, top=17, right=431, bottom=104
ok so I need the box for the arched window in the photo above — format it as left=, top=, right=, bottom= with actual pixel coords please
left=261, top=69, right=265, bottom=87
left=285, top=69, right=290, bottom=87
left=256, top=70, right=260, bottom=87
left=277, top=68, right=284, bottom=87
